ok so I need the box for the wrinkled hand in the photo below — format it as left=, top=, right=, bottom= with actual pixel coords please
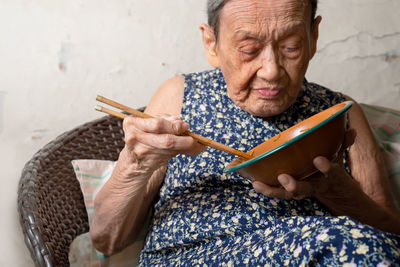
left=252, top=129, right=357, bottom=200
left=121, top=115, right=205, bottom=174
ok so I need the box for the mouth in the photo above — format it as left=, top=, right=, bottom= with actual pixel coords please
left=254, top=88, right=282, bottom=98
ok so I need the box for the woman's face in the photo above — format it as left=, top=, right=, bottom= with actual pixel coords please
left=209, top=0, right=320, bottom=117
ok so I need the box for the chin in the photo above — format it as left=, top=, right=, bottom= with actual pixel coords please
left=233, top=93, right=296, bottom=118
left=252, top=110, right=281, bottom=118
left=248, top=100, right=292, bottom=118
left=243, top=105, right=281, bottom=118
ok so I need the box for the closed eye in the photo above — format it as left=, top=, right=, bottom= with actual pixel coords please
left=280, top=45, right=301, bottom=58
left=241, top=49, right=259, bottom=55
left=285, top=47, right=299, bottom=52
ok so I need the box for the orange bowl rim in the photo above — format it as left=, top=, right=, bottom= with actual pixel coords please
left=224, top=101, right=353, bottom=173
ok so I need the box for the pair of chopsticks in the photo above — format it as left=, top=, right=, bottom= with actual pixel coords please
left=95, top=95, right=253, bottom=160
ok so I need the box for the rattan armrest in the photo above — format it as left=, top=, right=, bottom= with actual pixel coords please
left=18, top=114, right=127, bottom=267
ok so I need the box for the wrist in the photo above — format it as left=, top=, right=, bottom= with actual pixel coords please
left=315, top=179, right=400, bottom=234
left=108, top=148, right=154, bottom=191
left=120, top=147, right=156, bottom=175
left=314, top=177, right=365, bottom=215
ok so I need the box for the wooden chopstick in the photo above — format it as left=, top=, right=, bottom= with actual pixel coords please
left=95, top=105, right=128, bottom=120
left=96, top=95, right=253, bottom=160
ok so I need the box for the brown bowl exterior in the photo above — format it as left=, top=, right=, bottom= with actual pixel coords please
left=226, top=101, right=352, bottom=186
left=236, top=113, right=346, bottom=186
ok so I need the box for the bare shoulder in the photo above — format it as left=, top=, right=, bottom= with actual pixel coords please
left=344, top=94, right=381, bottom=164
left=343, top=94, right=374, bottom=142
left=343, top=95, right=370, bottom=130
left=144, top=75, right=185, bottom=117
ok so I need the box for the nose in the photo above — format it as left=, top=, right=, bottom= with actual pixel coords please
left=257, top=46, right=282, bottom=82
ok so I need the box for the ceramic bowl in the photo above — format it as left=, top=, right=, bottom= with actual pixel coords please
left=225, top=101, right=353, bottom=186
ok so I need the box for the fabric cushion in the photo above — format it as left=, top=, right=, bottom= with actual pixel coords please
left=69, top=159, right=147, bottom=267
left=360, top=104, right=400, bottom=209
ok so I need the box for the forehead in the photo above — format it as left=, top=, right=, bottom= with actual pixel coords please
left=220, top=0, right=311, bottom=37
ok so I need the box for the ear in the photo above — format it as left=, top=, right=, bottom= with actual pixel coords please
left=199, top=23, right=219, bottom=68
left=310, top=16, right=322, bottom=60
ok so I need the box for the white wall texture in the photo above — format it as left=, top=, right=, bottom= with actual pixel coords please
left=0, top=0, right=399, bottom=265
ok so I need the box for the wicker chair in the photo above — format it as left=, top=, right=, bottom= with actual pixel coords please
left=17, top=113, right=132, bottom=267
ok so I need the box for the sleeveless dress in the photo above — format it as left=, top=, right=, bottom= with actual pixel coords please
left=138, top=69, right=400, bottom=266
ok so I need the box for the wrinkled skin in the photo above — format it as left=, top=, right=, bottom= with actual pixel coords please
left=202, top=1, right=398, bottom=225
left=202, top=0, right=328, bottom=199
left=204, top=0, right=319, bottom=117
left=121, top=114, right=205, bottom=174
left=91, top=0, right=399, bottom=255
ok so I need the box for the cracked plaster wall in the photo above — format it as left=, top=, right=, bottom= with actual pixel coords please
left=0, top=0, right=399, bottom=265
left=308, top=0, right=400, bottom=108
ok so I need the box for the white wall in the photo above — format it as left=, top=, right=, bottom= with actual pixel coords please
left=0, top=0, right=399, bottom=266
left=308, top=0, right=400, bottom=109
left=0, top=1, right=209, bottom=266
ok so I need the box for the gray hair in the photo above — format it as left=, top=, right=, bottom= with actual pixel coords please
left=207, top=0, right=318, bottom=40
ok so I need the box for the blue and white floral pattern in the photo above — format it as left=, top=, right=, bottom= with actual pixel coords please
left=138, top=69, right=400, bottom=266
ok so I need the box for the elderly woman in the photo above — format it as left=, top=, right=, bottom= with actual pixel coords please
left=91, top=0, right=400, bottom=265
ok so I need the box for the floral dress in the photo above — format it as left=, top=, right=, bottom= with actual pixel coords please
left=138, top=69, right=400, bottom=266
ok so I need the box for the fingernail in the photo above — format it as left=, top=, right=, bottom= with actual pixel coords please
left=278, top=175, right=289, bottom=186
left=172, top=122, right=180, bottom=133
left=168, top=115, right=179, bottom=121
left=313, top=156, right=323, bottom=166
left=182, top=122, right=189, bottom=131
left=252, top=182, right=262, bottom=193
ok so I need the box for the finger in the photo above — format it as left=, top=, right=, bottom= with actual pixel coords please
left=277, top=174, right=315, bottom=199
left=345, top=128, right=356, bottom=147
left=123, top=116, right=205, bottom=156
left=146, top=116, right=206, bottom=155
left=124, top=116, right=189, bottom=136
left=157, top=114, right=191, bottom=134
left=160, top=115, right=180, bottom=122
left=339, top=128, right=357, bottom=154
left=124, top=133, right=205, bottom=161
left=252, top=181, right=291, bottom=199
left=313, top=156, right=332, bottom=176
left=140, top=132, right=204, bottom=153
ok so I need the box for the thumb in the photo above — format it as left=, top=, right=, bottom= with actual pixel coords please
left=313, top=156, right=332, bottom=176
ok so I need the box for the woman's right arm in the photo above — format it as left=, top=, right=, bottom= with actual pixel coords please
left=89, top=147, right=166, bottom=255
left=90, top=76, right=205, bottom=255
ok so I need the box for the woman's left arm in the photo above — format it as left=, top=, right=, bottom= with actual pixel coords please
left=345, top=96, right=397, bottom=212
left=252, top=98, right=400, bottom=234
left=310, top=155, right=400, bottom=235
left=253, top=143, right=400, bottom=234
